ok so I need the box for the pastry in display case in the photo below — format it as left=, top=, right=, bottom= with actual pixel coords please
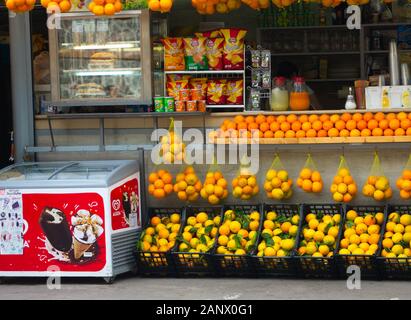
left=48, top=10, right=152, bottom=107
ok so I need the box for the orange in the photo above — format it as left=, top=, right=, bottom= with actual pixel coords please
left=306, top=129, right=317, bottom=137
left=361, top=128, right=371, bottom=137
left=322, top=120, right=333, bottom=131
left=153, top=188, right=166, bottom=199
left=300, top=168, right=312, bottom=179
left=346, top=120, right=357, bottom=131
left=274, top=131, right=284, bottom=138
left=148, top=184, right=155, bottom=194
left=6, top=0, right=16, bottom=9
left=14, top=0, right=25, bottom=5
left=149, top=0, right=161, bottom=10
left=343, top=193, right=352, bottom=203
left=395, top=128, right=405, bottom=136
left=26, top=0, right=35, bottom=5
left=318, top=129, right=327, bottom=137
left=301, top=122, right=311, bottom=131
left=312, top=181, right=323, bottom=193
left=397, top=112, right=408, bottom=121
left=248, top=122, right=259, bottom=131
left=237, top=121, right=248, bottom=130
left=296, top=130, right=306, bottom=138
left=311, top=171, right=322, bottom=182
left=280, top=122, right=291, bottom=132
left=401, top=119, right=411, bottom=130
left=160, top=0, right=173, bottom=12
left=367, top=119, right=378, bottom=130
left=93, top=4, right=105, bottom=15
left=389, top=119, right=400, bottom=130
left=286, top=114, right=298, bottom=123
left=245, top=116, right=255, bottom=124
left=407, top=127, right=411, bottom=136
left=59, top=0, right=71, bottom=11
left=372, top=127, right=383, bottom=136
left=164, top=184, right=173, bottom=194
left=374, top=112, right=385, bottom=121
left=234, top=115, right=245, bottom=124
left=339, top=129, right=349, bottom=137
left=285, top=130, right=296, bottom=138
left=319, top=114, right=330, bottom=122
left=356, top=120, right=367, bottom=131
left=400, top=189, right=411, bottom=199
left=291, top=121, right=302, bottom=131
left=352, top=113, right=363, bottom=122
left=277, top=115, right=286, bottom=123
left=302, top=179, right=313, bottom=192
left=403, top=169, right=411, bottom=180
left=308, top=114, right=319, bottom=123
left=299, top=115, right=309, bottom=123
left=330, top=114, right=340, bottom=123
left=386, top=113, right=396, bottom=121
left=270, top=121, right=280, bottom=132
left=266, top=115, right=275, bottom=124
left=328, top=128, right=339, bottom=137
left=350, top=129, right=361, bottom=137
left=259, top=122, right=270, bottom=132
left=226, top=121, right=236, bottom=130
left=348, top=183, right=357, bottom=195
left=335, top=120, right=346, bottom=130
left=255, top=114, right=266, bottom=125
left=264, top=130, right=274, bottom=138
left=312, top=120, right=322, bottom=131
left=363, top=112, right=374, bottom=122
left=341, top=113, right=352, bottom=122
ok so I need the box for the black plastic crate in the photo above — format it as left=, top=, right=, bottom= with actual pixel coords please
left=135, top=207, right=185, bottom=276
left=294, top=203, right=344, bottom=278
left=212, top=204, right=263, bottom=277
left=377, top=205, right=411, bottom=280
left=172, top=206, right=223, bottom=277
left=251, top=204, right=302, bottom=277
left=335, top=205, right=387, bottom=280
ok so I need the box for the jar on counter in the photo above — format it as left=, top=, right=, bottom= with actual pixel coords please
left=270, top=76, right=289, bottom=111
left=289, top=76, right=310, bottom=111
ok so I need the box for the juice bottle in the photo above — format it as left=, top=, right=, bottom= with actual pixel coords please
left=289, top=76, right=310, bottom=111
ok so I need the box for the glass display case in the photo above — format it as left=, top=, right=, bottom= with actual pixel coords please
left=48, top=10, right=152, bottom=107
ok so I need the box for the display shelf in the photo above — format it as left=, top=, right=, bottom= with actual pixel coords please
left=60, top=41, right=140, bottom=50
left=270, top=51, right=360, bottom=57
left=164, top=70, right=245, bottom=75
left=206, top=105, right=245, bottom=109
left=62, top=68, right=141, bottom=76
left=305, top=78, right=357, bottom=82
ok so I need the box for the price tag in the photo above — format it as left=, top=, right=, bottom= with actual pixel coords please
left=97, top=20, right=109, bottom=32
left=72, top=21, right=83, bottom=33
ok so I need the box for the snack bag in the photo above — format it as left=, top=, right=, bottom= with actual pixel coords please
left=205, top=38, right=224, bottom=70
left=201, top=159, right=229, bottom=205
left=195, top=29, right=222, bottom=38
left=396, top=154, right=411, bottom=199
left=264, top=154, right=293, bottom=200
left=183, top=37, right=208, bottom=71
left=220, top=28, right=247, bottom=70
left=190, top=78, right=208, bottom=99
left=162, top=38, right=185, bottom=71
left=330, top=156, right=357, bottom=203
left=297, top=154, right=323, bottom=193
left=166, top=74, right=191, bottom=83
left=232, top=161, right=259, bottom=201
left=159, top=118, right=185, bottom=164
left=148, top=168, right=174, bottom=199
left=207, top=80, right=227, bottom=105
left=173, top=166, right=202, bottom=202
left=166, top=79, right=189, bottom=99
left=226, top=79, right=243, bottom=105
left=362, top=152, right=392, bottom=201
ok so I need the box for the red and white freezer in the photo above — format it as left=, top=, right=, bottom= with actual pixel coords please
left=0, top=160, right=141, bottom=282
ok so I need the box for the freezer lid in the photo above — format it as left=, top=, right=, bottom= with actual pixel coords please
left=0, top=160, right=139, bottom=188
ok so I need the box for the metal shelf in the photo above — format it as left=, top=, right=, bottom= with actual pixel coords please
left=271, top=51, right=360, bottom=56
left=206, top=105, right=245, bottom=109
left=164, top=70, right=245, bottom=75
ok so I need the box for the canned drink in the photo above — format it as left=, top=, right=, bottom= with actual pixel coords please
left=190, top=89, right=202, bottom=100
left=186, top=100, right=197, bottom=112
left=175, top=100, right=186, bottom=112
left=164, top=96, right=175, bottom=112
left=154, top=97, right=165, bottom=112
left=179, top=89, right=190, bottom=101
left=197, top=100, right=206, bottom=112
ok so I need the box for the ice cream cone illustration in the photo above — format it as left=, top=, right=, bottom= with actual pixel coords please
left=73, top=235, right=93, bottom=260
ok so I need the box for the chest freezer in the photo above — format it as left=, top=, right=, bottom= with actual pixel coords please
left=0, top=160, right=141, bottom=282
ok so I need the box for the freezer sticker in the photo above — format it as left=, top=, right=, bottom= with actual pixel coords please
left=111, top=178, right=140, bottom=231
left=0, top=191, right=24, bottom=255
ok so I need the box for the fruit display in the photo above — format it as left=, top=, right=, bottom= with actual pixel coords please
left=271, top=0, right=295, bottom=8
left=215, top=207, right=260, bottom=255
left=297, top=155, right=323, bottom=193
left=159, top=131, right=186, bottom=164
left=40, top=0, right=72, bottom=12
left=381, top=210, right=411, bottom=259
left=138, top=212, right=182, bottom=254
left=297, top=207, right=342, bottom=258
left=330, top=157, right=357, bottom=203
left=6, top=0, right=36, bottom=13
left=396, top=163, right=411, bottom=200
left=264, top=166, right=293, bottom=200
left=148, top=169, right=174, bottom=199
left=256, top=207, right=300, bottom=257
left=88, top=0, right=122, bottom=15
left=232, top=171, right=259, bottom=200
left=173, top=166, right=202, bottom=202
left=200, top=170, right=229, bottom=204
left=338, top=208, right=384, bottom=256
left=148, top=0, right=173, bottom=13
left=211, top=112, right=411, bottom=141
left=362, top=153, right=392, bottom=202
left=192, top=0, right=242, bottom=14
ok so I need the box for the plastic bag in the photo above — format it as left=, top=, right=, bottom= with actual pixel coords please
left=148, top=167, right=174, bottom=199
left=297, top=154, right=323, bottom=193
left=362, top=152, right=392, bottom=201
left=159, top=118, right=185, bottom=164
left=200, top=158, right=228, bottom=205
left=396, top=154, right=411, bottom=199
left=264, top=154, right=293, bottom=200
left=174, top=165, right=202, bottom=202
left=330, top=155, right=357, bottom=203
left=231, top=159, right=259, bottom=200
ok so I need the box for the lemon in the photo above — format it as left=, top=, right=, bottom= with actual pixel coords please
left=346, top=210, right=358, bottom=221
left=281, top=239, right=295, bottom=251
left=318, top=244, right=330, bottom=256
left=308, top=219, right=319, bottom=230
left=266, top=169, right=277, bottom=181
left=229, top=221, right=241, bottom=233
left=386, top=252, right=397, bottom=258
left=179, top=242, right=189, bottom=252
left=392, top=244, right=404, bottom=255
left=328, top=226, right=339, bottom=238
left=187, top=216, right=197, bottom=226
left=306, top=244, right=317, bottom=255
left=375, top=177, right=389, bottom=191
left=324, top=235, right=335, bottom=246
left=339, top=248, right=351, bottom=255
left=196, top=212, right=208, bottom=224
left=313, top=230, right=324, bottom=242
left=257, top=251, right=264, bottom=257
left=312, top=252, right=323, bottom=257
left=392, top=233, right=403, bottom=244
left=304, top=228, right=315, bottom=240
left=217, top=246, right=227, bottom=254
left=389, top=212, right=400, bottom=223
left=258, top=242, right=266, bottom=252
left=276, top=249, right=286, bottom=257
left=273, top=228, right=282, bottom=236
left=352, top=248, right=365, bottom=255
left=333, top=214, right=341, bottom=224
left=218, top=235, right=228, bottom=246
left=400, top=214, right=411, bottom=226
left=403, top=232, right=411, bottom=243
left=348, top=244, right=358, bottom=253
left=266, top=211, right=277, bottom=221
left=289, top=225, right=298, bottom=236
left=394, top=224, right=405, bottom=234
left=264, top=247, right=276, bottom=256
left=305, top=213, right=316, bottom=223
left=291, top=215, right=300, bottom=225
left=196, top=244, right=208, bottom=253
left=235, top=249, right=246, bottom=255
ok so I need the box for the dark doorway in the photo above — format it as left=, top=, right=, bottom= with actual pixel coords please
left=0, top=8, right=12, bottom=169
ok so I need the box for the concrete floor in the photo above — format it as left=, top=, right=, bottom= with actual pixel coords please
left=0, top=274, right=410, bottom=300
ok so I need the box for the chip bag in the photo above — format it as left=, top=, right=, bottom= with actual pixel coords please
left=162, top=38, right=185, bottom=71
left=205, top=38, right=224, bottom=70
left=226, top=79, right=243, bottom=105
left=264, top=154, right=293, bottom=200
left=195, top=29, right=222, bottom=38
left=362, top=152, right=392, bottom=201
left=396, top=154, right=411, bottom=199
left=330, top=155, right=357, bottom=203
left=166, top=79, right=189, bottom=99
left=189, top=78, right=208, bottom=99
left=297, top=154, right=323, bottom=193
left=166, top=74, right=191, bottom=83
left=183, top=37, right=208, bottom=71
left=221, top=28, right=247, bottom=70
left=207, top=80, right=226, bottom=105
